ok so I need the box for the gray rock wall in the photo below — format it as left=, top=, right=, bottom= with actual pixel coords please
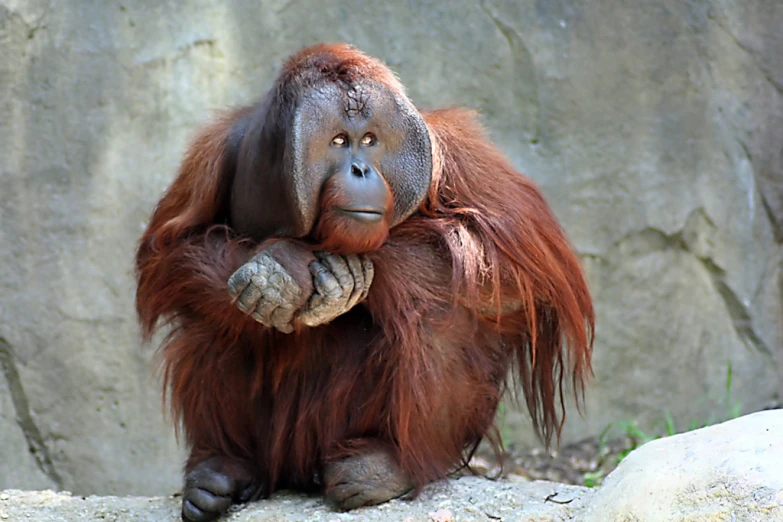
left=1, top=0, right=781, bottom=496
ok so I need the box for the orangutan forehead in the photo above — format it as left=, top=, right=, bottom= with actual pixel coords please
left=295, top=82, right=409, bottom=142
left=303, top=82, right=378, bottom=119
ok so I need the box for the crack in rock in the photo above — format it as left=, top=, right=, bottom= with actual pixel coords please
left=610, top=209, right=773, bottom=356
left=706, top=11, right=783, bottom=95
left=478, top=0, right=541, bottom=140
left=695, top=257, right=772, bottom=356
left=734, top=137, right=783, bottom=243
left=0, top=336, right=64, bottom=489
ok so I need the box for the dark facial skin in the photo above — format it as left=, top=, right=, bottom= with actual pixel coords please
left=325, top=126, right=389, bottom=225
left=229, top=80, right=431, bottom=248
left=291, top=84, right=404, bottom=254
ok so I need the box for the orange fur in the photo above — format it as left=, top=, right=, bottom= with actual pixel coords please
left=135, top=43, right=594, bottom=501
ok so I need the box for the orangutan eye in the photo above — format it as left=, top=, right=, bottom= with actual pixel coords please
left=360, top=133, right=376, bottom=146
left=331, top=135, right=347, bottom=147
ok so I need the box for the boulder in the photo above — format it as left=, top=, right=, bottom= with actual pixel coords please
left=584, top=410, right=783, bottom=521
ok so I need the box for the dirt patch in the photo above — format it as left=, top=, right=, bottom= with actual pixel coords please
left=468, top=435, right=635, bottom=487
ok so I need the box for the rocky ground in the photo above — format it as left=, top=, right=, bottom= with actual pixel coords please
left=2, top=411, right=781, bottom=521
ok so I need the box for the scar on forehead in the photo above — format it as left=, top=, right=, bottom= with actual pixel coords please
left=344, top=84, right=370, bottom=117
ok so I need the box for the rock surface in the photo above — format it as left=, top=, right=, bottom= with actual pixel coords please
left=0, top=477, right=592, bottom=522
left=583, top=410, right=783, bottom=522
left=1, top=0, right=781, bottom=496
